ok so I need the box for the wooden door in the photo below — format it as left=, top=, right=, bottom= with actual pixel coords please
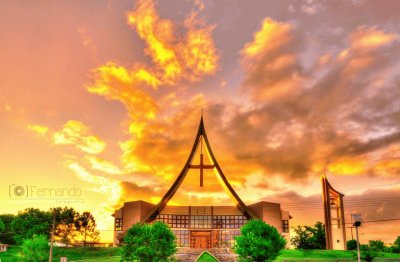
left=190, top=231, right=211, bottom=248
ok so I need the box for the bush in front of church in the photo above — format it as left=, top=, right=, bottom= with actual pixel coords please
left=121, top=221, right=177, bottom=262
left=234, top=219, right=286, bottom=262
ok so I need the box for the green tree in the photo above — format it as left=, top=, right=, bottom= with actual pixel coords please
left=347, top=239, right=358, bottom=250
left=235, top=219, right=286, bottom=262
left=0, top=218, right=4, bottom=232
left=20, top=234, right=49, bottom=262
left=356, top=244, right=380, bottom=262
left=54, top=207, right=79, bottom=247
left=0, top=214, right=16, bottom=244
left=11, top=208, right=52, bottom=244
left=122, top=221, right=177, bottom=262
left=369, top=239, right=385, bottom=252
left=392, top=236, right=400, bottom=253
left=291, top=221, right=326, bottom=249
left=75, top=211, right=99, bottom=246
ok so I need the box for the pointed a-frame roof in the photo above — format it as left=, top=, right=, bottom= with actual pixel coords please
left=145, top=116, right=257, bottom=222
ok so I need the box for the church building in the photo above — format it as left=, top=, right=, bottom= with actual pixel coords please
left=113, top=117, right=291, bottom=248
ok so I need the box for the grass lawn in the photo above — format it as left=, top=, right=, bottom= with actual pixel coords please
left=275, top=249, right=400, bottom=261
left=0, top=246, right=122, bottom=262
left=2, top=247, right=400, bottom=261
left=196, top=251, right=219, bottom=262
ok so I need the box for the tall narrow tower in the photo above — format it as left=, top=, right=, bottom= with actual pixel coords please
left=322, top=175, right=346, bottom=250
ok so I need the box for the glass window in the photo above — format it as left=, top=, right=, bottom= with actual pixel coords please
left=282, top=220, right=289, bottom=233
left=214, top=230, right=241, bottom=248
left=156, top=214, right=189, bottom=228
left=172, top=230, right=189, bottom=247
left=190, top=215, right=211, bottom=228
left=212, top=215, right=247, bottom=229
left=115, top=218, right=122, bottom=231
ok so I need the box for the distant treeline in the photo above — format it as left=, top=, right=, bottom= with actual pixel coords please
left=0, top=207, right=99, bottom=246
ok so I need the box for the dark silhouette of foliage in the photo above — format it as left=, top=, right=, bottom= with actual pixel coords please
left=0, top=218, right=4, bottom=232
left=355, top=243, right=380, bottom=262
left=0, top=215, right=15, bottom=244
left=53, top=207, right=79, bottom=247
left=291, top=221, right=326, bottom=249
left=75, top=211, right=99, bottom=246
left=369, top=239, right=385, bottom=252
left=347, top=239, right=358, bottom=250
left=392, top=236, right=400, bottom=253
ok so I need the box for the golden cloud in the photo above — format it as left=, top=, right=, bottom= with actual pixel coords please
left=242, top=18, right=292, bottom=58
left=85, top=155, right=124, bottom=175
left=350, top=27, right=396, bottom=50
left=52, top=120, right=106, bottom=154
left=241, top=18, right=301, bottom=101
left=27, top=124, right=49, bottom=136
left=127, top=0, right=182, bottom=84
left=126, top=0, right=218, bottom=85
left=328, top=157, right=368, bottom=176
left=87, top=62, right=158, bottom=124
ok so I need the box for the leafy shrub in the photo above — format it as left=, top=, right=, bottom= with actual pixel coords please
left=122, top=221, right=176, bottom=262
left=0, top=218, right=4, bottom=232
left=20, top=234, right=49, bottom=262
left=347, top=239, right=358, bottom=250
left=360, top=244, right=369, bottom=251
left=352, top=242, right=383, bottom=262
left=0, top=214, right=16, bottom=244
left=392, top=236, right=400, bottom=253
left=235, top=219, right=286, bottom=262
left=291, top=221, right=326, bottom=249
left=11, top=208, right=52, bottom=244
left=369, top=240, right=385, bottom=252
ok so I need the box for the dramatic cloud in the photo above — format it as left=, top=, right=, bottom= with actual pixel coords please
left=85, top=155, right=125, bottom=175
left=241, top=18, right=302, bottom=101
left=126, top=0, right=218, bottom=85
left=52, top=120, right=106, bottom=154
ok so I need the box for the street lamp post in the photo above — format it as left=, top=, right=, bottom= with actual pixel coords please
left=352, top=213, right=362, bottom=262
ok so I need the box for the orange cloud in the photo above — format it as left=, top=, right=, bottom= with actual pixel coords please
left=241, top=18, right=301, bottom=101
left=181, top=12, right=218, bottom=81
left=338, top=27, right=397, bottom=74
left=242, top=18, right=292, bottom=58
left=85, top=155, right=124, bottom=175
left=126, top=0, right=218, bottom=85
left=52, top=120, right=106, bottom=154
left=127, top=0, right=182, bottom=84
left=87, top=62, right=158, bottom=125
left=350, top=27, right=396, bottom=50
left=328, top=157, right=368, bottom=176
left=27, top=124, right=49, bottom=136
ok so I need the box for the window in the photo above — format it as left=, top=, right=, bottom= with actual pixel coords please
left=191, top=215, right=211, bottom=228
left=156, top=214, right=189, bottom=228
left=282, top=220, right=289, bottom=233
left=214, top=230, right=241, bottom=247
left=115, top=218, right=122, bottom=231
left=213, top=215, right=247, bottom=229
left=172, top=230, right=189, bottom=247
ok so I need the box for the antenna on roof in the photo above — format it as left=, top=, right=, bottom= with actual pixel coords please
left=201, top=108, right=203, bottom=117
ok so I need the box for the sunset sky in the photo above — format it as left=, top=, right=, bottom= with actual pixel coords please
left=1, top=0, right=400, bottom=243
